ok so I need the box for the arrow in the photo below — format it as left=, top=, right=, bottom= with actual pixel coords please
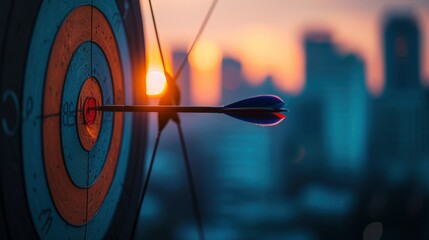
left=91, top=95, right=288, bottom=126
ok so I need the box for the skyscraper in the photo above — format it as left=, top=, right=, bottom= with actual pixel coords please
left=356, top=12, right=429, bottom=239
left=221, top=57, right=244, bottom=104
left=371, top=12, right=426, bottom=169
left=303, top=31, right=369, bottom=175
left=383, top=13, right=421, bottom=94
left=172, top=50, right=192, bottom=105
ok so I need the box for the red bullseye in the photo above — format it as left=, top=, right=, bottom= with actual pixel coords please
left=84, top=97, right=97, bottom=126
left=77, top=77, right=103, bottom=152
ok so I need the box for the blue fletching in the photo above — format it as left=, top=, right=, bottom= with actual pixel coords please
left=225, top=95, right=285, bottom=109
left=224, top=95, right=287, bottom=126
left=225, top=112, right=286, bottom=126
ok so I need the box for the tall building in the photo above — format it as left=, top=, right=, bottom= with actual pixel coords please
left=302, top=31, right=369, bottom=175
left=172, top=50, right=192, bottom=105
left=221, top=57, right=244, bottom=104
left=324, top=54, right=368, bottom=173
left=371, top=12, right=427, bottom=174
left=221, top=57, right=262, bottom=104
left=270, top=32, right=371, bottom=238
left=383, top=13, right=421, bottom=94
left=304, top=32, right=339, bottom=94
left=354, top=13, right=429, bottom=239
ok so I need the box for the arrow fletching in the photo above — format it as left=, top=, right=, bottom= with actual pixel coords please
left=225, top=95, right=285, bottom=109
left=224, top=95, right=287, bottom=126
left=224, top=112, right=286, bottom=126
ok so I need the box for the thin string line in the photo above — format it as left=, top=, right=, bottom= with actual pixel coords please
left=174, top=0, right=219, bottom=81
left=139, top=1, right=219, bottom=240
left=37, top=107, right=85, bottom=120
left=85, top=5, right=94, bottom=240
left=131, top=131, right=162, bottom=238
left=177, top=123, right=205, bottom=240
left=148, top=0, right=167, bottom=76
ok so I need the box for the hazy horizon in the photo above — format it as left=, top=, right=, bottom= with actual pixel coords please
left=140, top=0, right=429, bottom=101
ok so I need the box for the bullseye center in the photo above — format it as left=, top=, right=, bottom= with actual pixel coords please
left=77, top=77, right=103, bottom=151
left=84, top=97, right=97, bottom=126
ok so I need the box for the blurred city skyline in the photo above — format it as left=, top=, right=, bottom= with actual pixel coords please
left=140, top=0, right=429, bottom=100
left=137, top=6, right=429, bottom=238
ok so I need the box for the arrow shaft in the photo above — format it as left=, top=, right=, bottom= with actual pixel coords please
left=92, top=105, right=287, bottom=113
left=92, top=105, right=222, bottom=113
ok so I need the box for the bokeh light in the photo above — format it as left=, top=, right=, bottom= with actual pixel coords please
left=146, top=70, right=167, bottom=96
left=189, top=40, right=222, bottom=105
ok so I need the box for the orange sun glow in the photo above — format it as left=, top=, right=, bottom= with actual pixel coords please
left=146, top=70, right=167, bottom=96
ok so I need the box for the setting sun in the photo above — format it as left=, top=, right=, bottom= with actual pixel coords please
left=146, top=70, right=167, bottom=96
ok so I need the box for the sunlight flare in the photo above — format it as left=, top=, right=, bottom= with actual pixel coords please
left=146, top=70, right=167, bottom=96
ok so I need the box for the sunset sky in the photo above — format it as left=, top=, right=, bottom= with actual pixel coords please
left=139, top=0, right=429, bottom=103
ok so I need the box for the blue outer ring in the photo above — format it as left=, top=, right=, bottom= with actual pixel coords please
left=21, top=1, right=133, bottom=238
left=61, top=42, right=114, bottom=188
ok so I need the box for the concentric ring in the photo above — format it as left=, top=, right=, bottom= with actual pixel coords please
left=42, top=5, right=124, bottom=225
left=6, top=0, right=146, bottom=238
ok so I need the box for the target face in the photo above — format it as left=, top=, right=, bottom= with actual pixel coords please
left=0, top=0, right=147, bottom=239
